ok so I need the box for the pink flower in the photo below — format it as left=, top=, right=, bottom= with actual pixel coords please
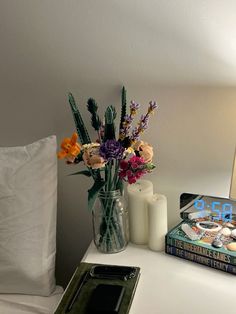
left=129, top=155, right=145, bottom=164
left=131, top=162, right=138, bottom=169
left=136, top=170, right=145, bottom=179
left=118, top=155, right=148, bottom=184
left=128, top=175, right=136, bottom=184
left=119, top=171, right=126, bottom=179
left=126, top=170, right=132, bottom=177
left=120, top=160, right=129, bottom=170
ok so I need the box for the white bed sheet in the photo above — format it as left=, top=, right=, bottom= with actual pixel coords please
left=0, top=286, right=63, bottom=314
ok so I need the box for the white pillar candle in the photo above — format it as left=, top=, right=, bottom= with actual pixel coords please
left=147, top=194, right=168, bottom=251
left=127, top=180, right=153, bottom=244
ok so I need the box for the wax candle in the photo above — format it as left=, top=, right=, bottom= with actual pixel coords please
left=147, top=194, right=167, bottom=251
left=127, top=180, right=153, bottom=244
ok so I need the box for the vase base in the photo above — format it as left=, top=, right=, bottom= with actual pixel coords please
left=94, top=241, right=128, bottom=254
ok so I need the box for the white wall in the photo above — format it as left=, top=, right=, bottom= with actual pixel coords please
left=0, top=85, right=235, bottom=286
left=0, top=1, right=236, bottom=287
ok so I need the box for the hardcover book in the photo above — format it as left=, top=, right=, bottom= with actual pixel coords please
left=165, top=193, right=236, bottom=273
left=165, top=244, right=236, bottom=275
left=54, top=262, right=140, bottom=314
left=166, top=221, right=236, bottom=265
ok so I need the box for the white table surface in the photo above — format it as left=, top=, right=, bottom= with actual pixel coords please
left=82, top=242, right=235, bottom=314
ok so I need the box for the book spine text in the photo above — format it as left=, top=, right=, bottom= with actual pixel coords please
left=165, top=244, right=236, bottom=275
left=166, top=234, right=236, bottom=265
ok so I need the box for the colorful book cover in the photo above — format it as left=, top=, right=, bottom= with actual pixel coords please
left=165, top=244, right=236, bottom=275
left=166, top=221, right=236, bottom=265
left=54, top=262, right=141, bottom=314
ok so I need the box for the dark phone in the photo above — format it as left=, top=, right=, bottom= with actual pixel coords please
left=86, top=284, right=125, bottom=314
left=90, top=265, right=137, bottom=281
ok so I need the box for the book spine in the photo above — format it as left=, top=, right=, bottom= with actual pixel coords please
left=166, top=234, right=236, bottom=265
left=165, top=244, right=236, bottom=275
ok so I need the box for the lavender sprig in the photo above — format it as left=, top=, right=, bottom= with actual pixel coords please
left=148, top=101, right=158, bottom=112
left=119, top=101, right=140, bottom=141
left=130, top=101, right=158, bottom=142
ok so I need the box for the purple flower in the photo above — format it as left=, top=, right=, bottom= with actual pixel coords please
left=148, top=101, right=158, bottom=114
left=149, top=101, right=158, bottom=110
left=123, top=114, right=133, bottom=124
left=120, top=128, right=130, bottom=136
left=130, top=127, right=140, bottom=141
left=140, top=114, right=149, bottom=128
left=100, top=140, right=125, bottom=160
left=130, top=101, right=140, bottom=110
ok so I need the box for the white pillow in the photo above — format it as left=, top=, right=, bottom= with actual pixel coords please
left=0, top=135, right=57, bottom=296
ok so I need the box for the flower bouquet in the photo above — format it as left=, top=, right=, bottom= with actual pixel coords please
left=58, top=87, right=157, bottom=253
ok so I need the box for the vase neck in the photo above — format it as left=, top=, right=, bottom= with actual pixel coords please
left=98, top=190, right=121, bottom=198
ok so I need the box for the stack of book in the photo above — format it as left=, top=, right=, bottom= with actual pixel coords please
left=165, top=221, right=236, bottom=274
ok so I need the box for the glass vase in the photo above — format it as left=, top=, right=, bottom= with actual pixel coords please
left=92, top=190, right=129, bottom=253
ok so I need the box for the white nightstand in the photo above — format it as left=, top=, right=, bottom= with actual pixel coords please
left=82, top=242, right=236, bottom=314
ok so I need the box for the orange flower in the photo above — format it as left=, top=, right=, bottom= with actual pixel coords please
left=57, top=132, right=81, bottom=162
left=133, top=140, right=153, bottom=163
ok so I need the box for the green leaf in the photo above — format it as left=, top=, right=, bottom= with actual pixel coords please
left=146, top=163, right=156, bottom=171
left=119, top=86, right=127, bottom=133
left=104, top=105, right=116, bottom=140
left=69, top=170, right=92, bottom=177
left=116, top=178, right=124, bottom=195
left=68, top=93, right=91, bottom=145
left=73, top=152, right=83, bottom=163
left=87, top=98, right=102, bottom=131
left=88, top=180, right=106, bottom=211
left=92, top=168, right=103, bottom=181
